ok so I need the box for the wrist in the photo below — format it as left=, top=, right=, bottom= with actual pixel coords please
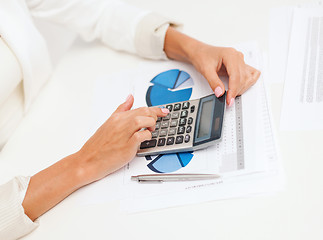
left=164, top=27, right=202, bottom=63
left=71, top=150, right=97, bottom=186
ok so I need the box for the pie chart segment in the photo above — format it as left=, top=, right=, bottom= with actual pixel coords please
left=147, top=154, right=183, bottom=173
left=146, top=85, right=193, bottom=106
left=146, top=69, right=193, bottom=107
left=151, top=69, right=180, bottom=89
left=178, top=152, right=194, bottom=167
left=147, top=152, right=194, bottom=173
left=175, top=71, right=191, bottom=88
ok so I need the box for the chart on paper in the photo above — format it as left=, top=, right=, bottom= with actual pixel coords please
left=124, top=64, right=248, bottom=179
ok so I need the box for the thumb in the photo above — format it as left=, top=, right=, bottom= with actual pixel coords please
left=205, top=70, right=225, bottom=98
left=115, top=94, right=134, bottom=113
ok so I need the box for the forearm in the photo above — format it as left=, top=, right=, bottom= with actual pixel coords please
left=22, top=153, right=85, bottom=221
left=20, top=96, right=168, bottom=222
left=164, top=27, right=201, bottom=63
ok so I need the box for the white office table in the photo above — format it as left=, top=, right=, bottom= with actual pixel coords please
left=0, top=0, right=322, bottom=239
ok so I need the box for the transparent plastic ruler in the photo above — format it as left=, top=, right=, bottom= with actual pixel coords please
left=235, top=96, right=245, bottom=169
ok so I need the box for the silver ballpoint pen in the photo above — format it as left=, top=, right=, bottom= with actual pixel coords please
left=131, top=173, right=221, bottom=183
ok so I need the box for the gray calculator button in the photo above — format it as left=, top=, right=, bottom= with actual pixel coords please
left=171, top=112, right=179, bottom=119
left=155, top=122, right=161, bottom=130
left=182, top=102, right=190, bottom=109
left=179, top=118, right=187, bottom=126
left=159, top=129, right=168, bottom=137
left=178, top=126, right=185, bottom=134
left=140, top=139, right=157, bottom=149
left=175, top=135, right=184, bottom=144
left=180, top=110, right=188, bottom=118
left=188, top=117, right=193, bottom=125
left=161, top=121, right=169, bottom=128
left=186, top=126, right=192, bottom=133
left=163, top=113, right=171, bottom=120
left=166, top=105, right=173, bottom=112
left=166, top=137, right=175, bottom=145
left=168, top=128, right=176, bottom=136
left=151, top=130, right=159, bottom=138
left=170, top=120, right=178, bottom=127
left=157, top=138, right=166, bottom=146
left=184, top=134, right=190, bottom=143
left=174, top=103, right=181, bottom=111
left=157, top=117, right=162, bottom=122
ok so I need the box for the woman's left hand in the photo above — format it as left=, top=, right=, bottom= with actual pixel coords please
left=187, top=44, right=261, bottom=106
left=164, top=27, right=261, bottom=106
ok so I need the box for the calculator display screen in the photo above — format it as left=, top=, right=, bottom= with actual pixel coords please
left=197, top=99, right=213, bottom=138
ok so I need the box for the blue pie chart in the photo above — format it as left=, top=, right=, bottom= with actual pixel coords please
left=145, top=69, right=194, bottom=173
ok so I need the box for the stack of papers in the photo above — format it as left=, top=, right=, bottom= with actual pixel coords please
left=269, top=4, right=323, bottom=130
left=75, top=42, right=285, bottom=213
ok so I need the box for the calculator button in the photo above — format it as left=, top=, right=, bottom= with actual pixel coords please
left=175, top=135, right=184, bottom=144
left=163, top=113, right=171, bottom=120
left=188, top=117, right=193, bottom=125
left=174, top=103, right=181, bottom=111
left=161, top=121, right=169, bottom=128
left=190, top=105, right=195, bottom=113
left=157, top=138, right=166, bottom=146
left=184, top=134, right=190, bottom=143
left=177, top=126, right=185, bottom=134
left=168, top=128, right=176, bottom=136
left=140, top=139, right=157, bottom=149
left=159, top=129, right=168, bottom=137
left=186, top=126, right=192, bottom=133
left=182, top=102, right=190, bottom=109
left=171, top=112, right=179, bottom=119
left=155, top=122, right=161, bottom=130
left=166, top=137, right=175, bottom=145
left=179, top=118, right=187, bottom=126
left=180, top=110, right=188, bottom=118
left=151, top=131, right=159, bottom=138
left=157, top=117, right=162, bottom=122
left=166, top=105, right=173, bottom=112
left=170, top=120, right=178, bottom=127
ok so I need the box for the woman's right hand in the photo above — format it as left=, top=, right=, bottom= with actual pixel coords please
left=76, top=94, right=169, bottom=185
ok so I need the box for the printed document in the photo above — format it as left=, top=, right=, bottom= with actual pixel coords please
left=280, top=8, right=323, bottom=130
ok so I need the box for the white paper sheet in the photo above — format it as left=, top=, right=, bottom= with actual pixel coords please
left=75, top=42, right=283, bottom=212
left=120, top=75, right=284, bottom=213
left=118, top=43, right=284, bottom=213
left=268, top=7, right=294, bottom=84
left=280, top=8, right=323, bottom=131
left=268, top=3, right=323, bottom=84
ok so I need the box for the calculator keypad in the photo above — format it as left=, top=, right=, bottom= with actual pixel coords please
left=139, top=100, right=198, bottom=153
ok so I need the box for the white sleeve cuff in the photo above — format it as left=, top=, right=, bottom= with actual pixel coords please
left=134, top=12, right=183, bottom=60
left=0, top=176, right=39, bottom=240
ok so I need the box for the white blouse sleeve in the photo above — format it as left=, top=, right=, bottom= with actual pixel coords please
left=0, top=176, right=38, bottom=240
left=25, top=0, right=182, bottom=59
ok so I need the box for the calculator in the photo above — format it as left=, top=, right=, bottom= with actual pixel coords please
left=137, top=92, right=226, bottom=156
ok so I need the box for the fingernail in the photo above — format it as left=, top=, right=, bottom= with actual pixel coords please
left=161, top=108, right=169, bottom=114
left=125, top=94, right=132, bottom=102
left=229, top=98, right=234, bottom=107
left=214, top=87, right=223, bottom=98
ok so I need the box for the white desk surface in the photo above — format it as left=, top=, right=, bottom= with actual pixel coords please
left=1, top=0, right=323, bottom=239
